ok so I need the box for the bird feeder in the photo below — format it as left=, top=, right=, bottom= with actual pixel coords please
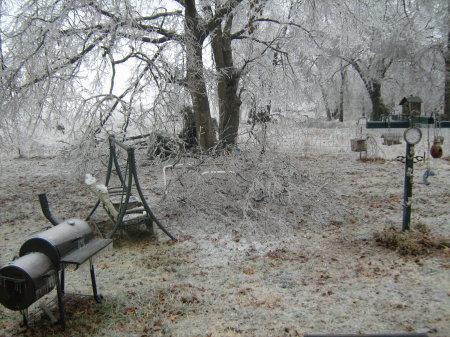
left=399, top=96, right=422, bottom=116
left=350, top=117, right=367, bottom=158
left=381, top=115, right=402, bottom=145
left=351, top=138, right=367, bottom=152
left=430, top=137, right=443, bottom=158
left=381, top=133, right=402, bottom=146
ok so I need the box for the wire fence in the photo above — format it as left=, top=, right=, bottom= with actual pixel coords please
left=246, top=119, right=450, bottom=160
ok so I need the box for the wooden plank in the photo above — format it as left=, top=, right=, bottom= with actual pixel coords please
left=60, top=239, right=112, bottom=265
left=109, top=195, right=141, bottom=209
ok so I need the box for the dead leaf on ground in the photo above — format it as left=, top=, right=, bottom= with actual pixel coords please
left=169, top=314, right=179, bottom=322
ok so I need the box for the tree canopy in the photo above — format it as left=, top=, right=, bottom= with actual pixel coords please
left=0, top=0, right=448, bottom=151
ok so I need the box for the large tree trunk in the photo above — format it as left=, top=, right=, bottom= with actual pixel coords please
left=211, top=15, right=241, bottom=148
left=444, top=28, right=450, bottom=120
left=369, top=81, right=389, bottom=121
left=338, top=63, right=346, bottom=122
left=0, top=4, right=3, bottom=72
left=349, top=61, right=388, bottom=121
left=319, top=84, right=333, bottom=121
left=185, top=0, right=217, bottom=150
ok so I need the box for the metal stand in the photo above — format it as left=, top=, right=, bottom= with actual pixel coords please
left=60, top=269, right=65, bottom=294
left=367, top=115, right=449, bottom=231
left=55, top=271, right=65, bottom=330
left=89, top=258, right=102, bottom=303
left=402, top=143, right=414, bottom=231
left=21, top=309, right=29, bottom=327
left=395, top=144, right=423, bottom=231
left=54, top=259, right=104, bottom=330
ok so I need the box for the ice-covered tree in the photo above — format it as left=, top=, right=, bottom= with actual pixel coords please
left=285, top=0, right=449, bottom=121
left=0, top=0, right=249, bottom=150
left=1, top=0, right=447, bottom=151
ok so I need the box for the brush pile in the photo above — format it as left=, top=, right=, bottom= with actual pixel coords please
left=161, top=149, right=347, bottom=240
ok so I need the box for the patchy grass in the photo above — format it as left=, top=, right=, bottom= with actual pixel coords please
left=0, top=295, right=129, bottom=337
left=1, top=149, right=450, bottom=336
left=374, top=226, right=450, bottom=256
left=0, top=282, right=207, bottom=337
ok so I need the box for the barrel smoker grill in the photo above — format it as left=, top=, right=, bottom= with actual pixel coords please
left=0, top=194, right=112, bottom=330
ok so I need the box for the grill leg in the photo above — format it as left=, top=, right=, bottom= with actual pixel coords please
left=60, top=268, right=65, bottom=295
left=145, top=219, right=155, bottom=236
left=22, top=308, right=29, bottom=327
left=55, top=271, right=65, bottom=330
left=89, top=258, right=102, bottom=303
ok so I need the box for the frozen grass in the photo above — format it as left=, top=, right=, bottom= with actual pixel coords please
left=1, top=123, right=450, bottom=337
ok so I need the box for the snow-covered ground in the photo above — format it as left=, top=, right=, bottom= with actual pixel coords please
left=0, top=124, right=449, bottom=337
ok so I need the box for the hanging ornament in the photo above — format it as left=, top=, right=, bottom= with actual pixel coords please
left=430, top=137, right=443, bottom=158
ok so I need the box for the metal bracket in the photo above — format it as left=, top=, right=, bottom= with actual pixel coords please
left=403, top=197, right=412, bottom=208
left=395, top=155, right=423, bottom=164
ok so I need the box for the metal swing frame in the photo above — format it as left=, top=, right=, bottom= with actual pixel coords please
left=86, top=135, right=177, bottom=240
